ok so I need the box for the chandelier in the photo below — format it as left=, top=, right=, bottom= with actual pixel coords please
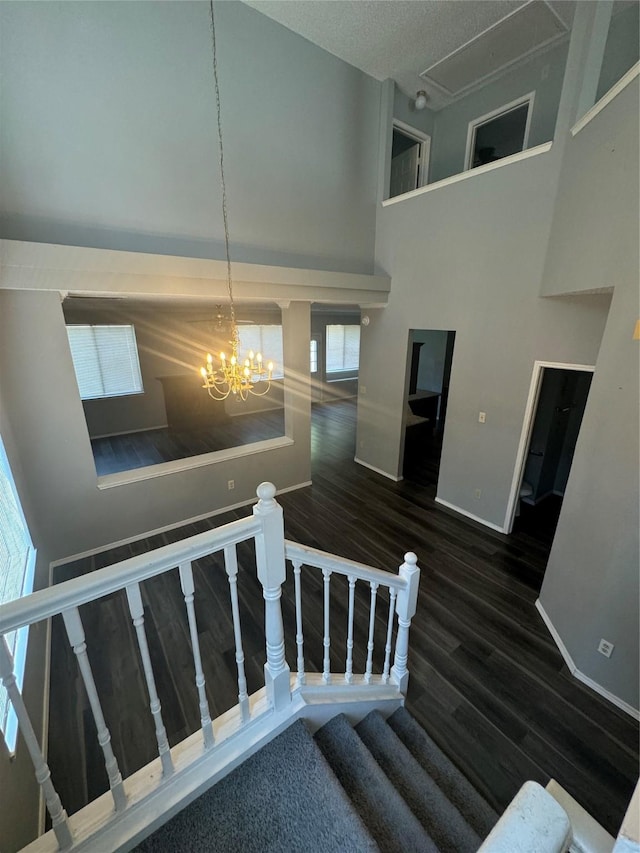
left=200, top=0, right=273, bottom=401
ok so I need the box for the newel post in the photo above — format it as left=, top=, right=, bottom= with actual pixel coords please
left=253, top=482, right=291, bottom=711
left=390, top=552, right=420, bottom=694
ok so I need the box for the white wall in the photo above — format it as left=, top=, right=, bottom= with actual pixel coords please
left=538, top=76, right=639, bottom=710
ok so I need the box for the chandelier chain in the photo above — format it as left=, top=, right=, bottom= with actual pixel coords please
left=208, top=0, right=236, bottom=331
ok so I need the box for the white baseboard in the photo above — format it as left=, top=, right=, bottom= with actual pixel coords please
left=354, top=457, right=403, bottom=482
left=535, top=600, right=640, bottom=721
left=435, top=497, right=507, bottom=533
left=90, top=424, right=168, bottom=440
left=50, top=481, right=313, bottom=570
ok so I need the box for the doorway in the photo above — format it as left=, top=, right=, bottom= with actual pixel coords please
left=402, top=329, right=456, bottom=487
left=389, top=120, right=431, bottom=199
left=506, top=361, right=594, bottom=537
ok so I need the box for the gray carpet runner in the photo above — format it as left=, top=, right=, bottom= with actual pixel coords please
left=135, top=708, right=499, bottom=852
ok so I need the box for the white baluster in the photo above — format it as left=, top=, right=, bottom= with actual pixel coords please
left=0, top=635, right=73, bottom=851
left=364, top=582, right=379, bottom=684
left=62, top=608, right=127, bottom=811
left=178, top=562, right=214, bottom=747
left=322, top=567, right=331, bottom=684
left=125, top=583, right=173, bottom=776
left=390, top=552, right=421, bottom=693
left=253, top=482, right=291, bottom=711
left=292, top=560, right=306, bottom=687
left=382, top=587, right=397, bottom=684
left=344, top=575, right=356, bottom=684
left=223, top=545, right=249, bottom=722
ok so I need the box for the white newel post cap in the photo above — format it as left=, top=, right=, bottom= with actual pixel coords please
left=404, top=552, right=418, bottom=568
left=255, top=481, right=277, bottom=509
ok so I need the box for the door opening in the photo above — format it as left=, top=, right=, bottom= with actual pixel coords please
left=506, top=362, right=594, bottom=539
left=389, top=121, right=431, bottom=199
left=402, top=329, right=456, bottom=488
left=465, top=92, right=534, bottom=170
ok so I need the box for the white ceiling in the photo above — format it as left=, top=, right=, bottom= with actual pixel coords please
left=243, top=0, right=577, bottom=109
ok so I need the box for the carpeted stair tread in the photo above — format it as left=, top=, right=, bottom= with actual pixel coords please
left=134, top=719, right=378, bottom=852
left=356, top=710, right=482, bottom=853
left=388, top=706, right=499, bottom=838
left=314, top=714, right=438, bottom=853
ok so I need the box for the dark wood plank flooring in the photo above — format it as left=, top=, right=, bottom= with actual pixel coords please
left=90, top=409, right=285, bottom=475
left=49, top=400, right=638, bottom=836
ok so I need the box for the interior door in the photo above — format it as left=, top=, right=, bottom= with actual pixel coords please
left=390, top=144, right=419, bottom=197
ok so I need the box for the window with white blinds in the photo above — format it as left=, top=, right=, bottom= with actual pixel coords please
left=0, top=436, right=36, bottom=753
left=66, top=325, right=144, bottom=400
left=238, top=325, right=284, bottom=380
left=326, top=325, right=360, bottom=374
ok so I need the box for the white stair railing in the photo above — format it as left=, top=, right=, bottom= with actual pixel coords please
left=283, top=542, right=421, bottom=690
left=0, top=483, right=420, bottom=853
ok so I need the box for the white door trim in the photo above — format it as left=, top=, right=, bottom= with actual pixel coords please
left=503, top=360, right=595, bottom=534
left=392, top=119, right=431, bottom=189
left=464, top=90, right=536, bottom=171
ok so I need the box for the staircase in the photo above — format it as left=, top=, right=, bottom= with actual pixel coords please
left=135, top=708, right=499, bottom=853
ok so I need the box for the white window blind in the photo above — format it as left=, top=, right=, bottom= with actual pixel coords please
left=238, top=326, right=284, bottom=379
left=310, top=339, right=318, bottom=374
left=66, top=325, right=144, bottom=400
left=0, top=436, right=36, bottom=753
left=326, top=325, right=360, bottom=374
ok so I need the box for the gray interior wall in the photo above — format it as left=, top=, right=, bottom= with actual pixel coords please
left=0, top=288, right=311, bottom=564
left=393, top=85, right=436, bottom=137
left=429, top=40, right=569, bottom=182
left=412, top=330, right=448, bottom=392
left=363, top=156, right=610, bottom=525
left=0, top=0, right=380, bottom=274
left=538, top=77, right=639, bottom=709
left=597, top=2, right=640, bottom=100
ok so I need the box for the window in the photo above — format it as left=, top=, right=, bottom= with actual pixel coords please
left=465, top=93, right=534, bottom=171
left=238, top=325, right=284, bottom=380
left=310, top=339, right=318, bottom=374
left=66, top=325, right=144, bottom=400
left=0, top=436, right=36, bottom=754
left=326, top=325, right=360, bottom=375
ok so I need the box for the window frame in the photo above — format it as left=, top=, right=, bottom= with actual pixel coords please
left=464, top=91, right=535, bottom=171
left=0, top=436, right=36, bottom=756
left=325, top=324, right=360, bottom=381
left=66, top=324, right=144, bottom=401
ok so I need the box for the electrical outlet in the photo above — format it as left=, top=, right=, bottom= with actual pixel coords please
left=360, top=385, right=367, bottom=395
left=478, top=412, right=486, bottom=424
left=597, top=639, right=614, bottom=658
left=227, top=480, right=235, bottom=491
left=474, top=488, right=482, bottom=500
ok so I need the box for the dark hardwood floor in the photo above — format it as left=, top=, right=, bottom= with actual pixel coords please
left=90, top=409, right=285, bottom=475
left=49, top=400, right=638, bottom=837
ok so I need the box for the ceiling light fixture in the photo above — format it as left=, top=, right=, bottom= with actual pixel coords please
left=200, top=0, right=273, bottom=401
left=415, top=90, right=428, bottom=110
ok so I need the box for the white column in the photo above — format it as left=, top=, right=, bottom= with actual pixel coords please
left=344, top=575, right=356, bottom=684
left=253, top=482, right=291, bottom=711
left=364, top=582, right=379, bottom=684
left=223, top=545, right=250, bottom=722
left=0, top=636, right=73, bottom=851
left=178, top=563, right=215, bottom=747
left=62, top=607, right=127, bottom=811
left=390, top=552, right=420, bottom=694
left=125, top=583, right=174, bottom=776
left=292, top=560, right=306, bottom=687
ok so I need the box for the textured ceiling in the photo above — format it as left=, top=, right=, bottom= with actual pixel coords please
left=243, top=0, right=576, bottom=109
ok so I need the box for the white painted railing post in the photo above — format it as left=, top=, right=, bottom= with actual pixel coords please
left=390, top=552, right=420, bottom=694
left=62, top=607, right=127, bottom=811
left=253, top=482, right=291, bottom=711
left=0, top=635, right=73, bottom=851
